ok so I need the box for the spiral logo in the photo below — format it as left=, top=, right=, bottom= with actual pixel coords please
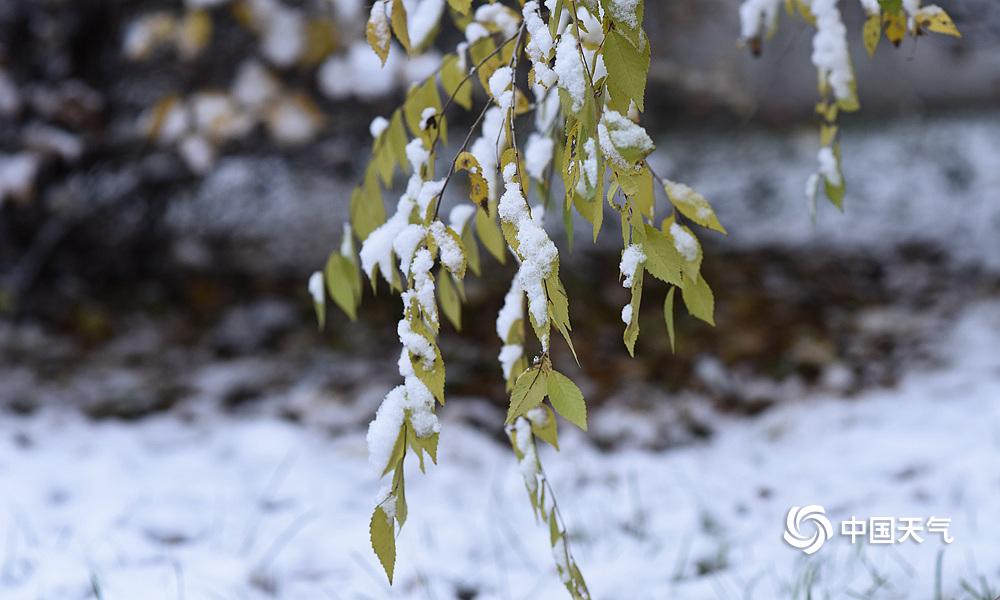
left=783, top=505, right=833, bottom=555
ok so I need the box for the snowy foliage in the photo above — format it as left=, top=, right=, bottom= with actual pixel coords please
left=304, top=0, right=963, bottom=594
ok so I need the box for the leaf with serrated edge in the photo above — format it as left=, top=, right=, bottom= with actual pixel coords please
left=681, top=273, right=715, bottom=326
left=547, top=370, right=587, bottom=431
left=506, top=366, right=548, bottom=423
left=437, top=269, right=462, bottom=330
left=370, top=506, right=396, bottom=583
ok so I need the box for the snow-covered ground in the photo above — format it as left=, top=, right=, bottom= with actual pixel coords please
left=1, top=297, right=998, bottom=599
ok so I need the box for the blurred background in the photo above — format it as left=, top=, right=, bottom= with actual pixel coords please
left=2, top=0, right=1000, bottom=598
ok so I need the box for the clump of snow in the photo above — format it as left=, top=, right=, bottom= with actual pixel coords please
left=817, top=146, right=841, bottom=186
left=523, top=2, right=558, bottom=89
left=369, top=116, right=389, bottom=139
left=496, top=277, right=524, bottom=342
left=858, top=0, right=881, bottom=14
left=474, top=3, right=521, bottom=38
left=368, top=0, right=391, bottom=49
left=576, top=138, right=598, bottom=194
left=415, top=178, right=445, bottom=214
left=512, top=417, right=539, bottom=493
left=598, top=110, right=654, bottom=169
left=366, top=385, right=407, bottom=472
left=360, top=195, right=415, bottom=285
left=498, top=344, right=524, bottom=380
left=619, top=244, right=646, bottom=288
left=498, top=164, right=559, bottom=346
left=340, top=222, right=354, bottom=256
left=307, top=271, right=324, bottom=306
left=669, top=223, right=699, bottom=262
left=576, top=7, right=604, bottom=46
left=469, top=107, right=506, bottom=200
left=265, top=96, right=323, bottom=145
left=406, top=138, right=430, bottom=173
left=738, top=0, right=782, bottom=39
left=122, top=12, right=175, bottom=60
left=533, top=84, right=561, bottom=133
left=554, top=32, right=586, bottom=113
left=464, top=22, right=490, bottom=43
left=607, top=0, right=640, bottom=29
left=419, top=107, right=437, bottom=131
left=393, top=223, right=427, bottom=278
left=488, top=66, right=515, bottom=114
left=405, top=248, right=438, bottom=322
left=260, top=6, right=305, bottom=67
left=231, top=60, right=279, bottom=110
left=809, top=0, right=854, bottom=103
left=319, top=42, right=397, bottom=100
left=448, top=204, right=476, bottom=233
left=429, top=221, right=464, bottom=274
left=397, top=314, right=436, bottom=369
left=0, top=152, right=40, bottom=204
left=620, top=304, right=634, bottom=325
left=408, top=0, right=446, bottom=49
left=524, top=133, right=554, bottom=180
left=178, top=134, right=215, bottom=174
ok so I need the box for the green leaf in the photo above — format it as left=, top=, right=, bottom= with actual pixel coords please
left=390, top=0, right=410, bottom=53
left=475, top=207, right=507, bottom=264
left=469, top=36, right=503, bottom=91
left=547, top=370, right=587, bottom=431
left=370, top=506, right=396, bottom=583
left=603, top=29, right=649, bottom=113
left=350, top=165, right=386, bottom=242
left=636, top=224, right=684, bottom=286
left=863, top=13, right=881, bottom=56
left=548, top=507, right=560, bottom=546
left=632, top=165, right=654, bottom=219
left=447, top=0, right=471, bottom=15
left=663, top=179, right=726, bottom=234
left=387, top=111, right=410, bottom=172
left=408, top=318, right=446, bottom=404
left=506, top=366, right=548, bottom=423
left=664, top=286, right=676, bottom=353
left=381, top=424, right=406, bottom=477
left=437, top=268, right=462, bottom=330
left=325, top=252, right=360, bottom=320
left=681, top=273, right=715, bottom=326
left=366, top=5, right=390, bottom=65
left=878, top=0, right=903, bottom=15
left=623, top=266, right=643, bottom=357
left=531, top=404, right=559, bottom=450
left=403, top=78, right=442, bottom=144
left=663, top=218, right=702, bottom=282
left=461, top=218, right=481, bottom=276
left=441, top=53, right=472, bottom=110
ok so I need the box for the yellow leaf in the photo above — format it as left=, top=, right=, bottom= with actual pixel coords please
left=176, top=9, right=212, bottom=60
left=883, top=12, right=906, bottom=46
left=391, top=0, right=411, bottom=53
left=916, top=5, right=961, bottom=38
left=863, top=13, right=881, bottom=56
left=366, top=3, right=391, bottom=65
left=447, top=0, right=471, bottom=15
